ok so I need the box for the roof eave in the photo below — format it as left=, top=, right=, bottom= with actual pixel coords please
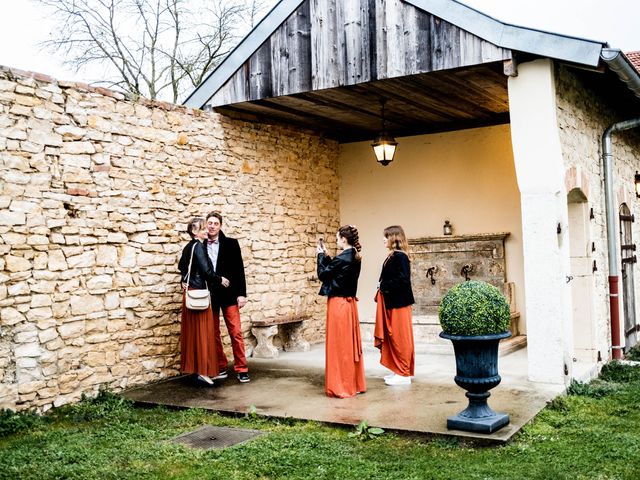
left=601, top=49, right=640, bottom=100
left=183, top=0, right=305, bottom=108
left=406, top=0, right=605, bottom=66
left=184, top=0, right=610, bottom=109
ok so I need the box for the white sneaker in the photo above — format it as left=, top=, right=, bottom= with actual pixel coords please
left=197, top=374, right=214, bottom=385
left=384, top=374, right=411, bottom=386
left=383, top=373, right=395, bottom=381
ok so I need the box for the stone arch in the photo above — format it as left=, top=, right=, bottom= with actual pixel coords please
left=564, top=165, right=590, bottom=199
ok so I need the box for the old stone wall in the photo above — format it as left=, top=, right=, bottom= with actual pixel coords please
left=555, top=64, right=640, bottom=361
left=0, top=67, right=339, bottom=411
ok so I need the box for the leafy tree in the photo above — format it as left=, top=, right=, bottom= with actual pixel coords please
left=36, top=0, right=276, bottom=102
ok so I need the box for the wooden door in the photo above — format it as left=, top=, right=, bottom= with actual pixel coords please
left=619, top=204, right=638, bottom=350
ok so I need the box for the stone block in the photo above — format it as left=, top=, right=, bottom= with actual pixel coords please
left=61, top=141, right=96, bottom=154
left=67, top=250, right=95, bottom=268
left=14, top=342, right=41, bottom=358
left=4, top=255, right=30, bottom=272
left=31, top=294, right=52, bottom=308
left=70, top=295, right=104, bottom=316
left=8, top=282, right=30, bottom=296
left=96, top=245, right=118, bottom=266
left=58, top=320, right=86, bottom=339
left=38, top=327, right=58, bottom=344
left=47, top=250, right=68, bottom=271
left=86, top=275, right=113, bottom=291
left=18, top=381, right=46, bottom=395
left=26, top=307, right=53, bottom=322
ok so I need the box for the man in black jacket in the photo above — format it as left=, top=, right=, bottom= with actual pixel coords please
left=205, top=212, right=250, bottom=383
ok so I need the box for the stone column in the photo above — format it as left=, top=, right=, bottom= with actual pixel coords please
left=508, top=59, right=574, bottom=385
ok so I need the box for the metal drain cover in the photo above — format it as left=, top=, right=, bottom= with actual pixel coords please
left=170, top=425, right=263, bottom=450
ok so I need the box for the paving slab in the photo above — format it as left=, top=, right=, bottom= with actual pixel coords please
left=124, top=344, right=563, bottom=444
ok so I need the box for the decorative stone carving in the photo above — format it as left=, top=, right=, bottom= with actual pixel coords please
left=409, top=232, right=510, bottom=315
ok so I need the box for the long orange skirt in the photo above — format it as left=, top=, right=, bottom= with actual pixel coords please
left=373, top=290, right=415, bottom=376
left=180, top=292, right=218, bottom=377
left=325, top=297, right=367, bottom=398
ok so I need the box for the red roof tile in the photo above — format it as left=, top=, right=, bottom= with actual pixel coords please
left=626, top=51, right=640, bottom=72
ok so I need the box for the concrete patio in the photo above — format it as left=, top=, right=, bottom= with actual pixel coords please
left=124, top=341, right=567, bottom=444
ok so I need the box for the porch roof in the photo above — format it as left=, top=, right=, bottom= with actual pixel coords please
left=183, top=0, right=637, bottom=142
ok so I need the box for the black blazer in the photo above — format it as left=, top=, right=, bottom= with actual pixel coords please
left=178, top=239, right=219, bottom=289
left=379, top=250, right=415, bottom=309
left=209, top=231, right=247, bottom=307
left=317, top=248, right=361, bottom=298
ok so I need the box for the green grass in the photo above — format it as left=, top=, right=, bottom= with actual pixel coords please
left=2, top=363, right=640, bottom=480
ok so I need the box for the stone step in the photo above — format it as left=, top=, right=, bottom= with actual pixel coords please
left=360, top=314, right=527, bottom=357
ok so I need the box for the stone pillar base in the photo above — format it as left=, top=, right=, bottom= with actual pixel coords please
left=283, top=322, right=310, bottom=352
left=251, top=325, right=279, bottom=358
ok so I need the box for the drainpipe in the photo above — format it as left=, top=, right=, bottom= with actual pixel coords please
left=602, top=118, right=640, bottom=360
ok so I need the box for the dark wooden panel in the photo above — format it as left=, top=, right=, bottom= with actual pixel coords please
left=250, top=39, right=272, bottom=100
left=271, top=2, right=312, bottom=96
left=211, top=0, right=511, bottom=106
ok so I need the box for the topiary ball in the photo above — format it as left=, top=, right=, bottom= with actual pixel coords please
left=439, top=280, right=510, bottom=336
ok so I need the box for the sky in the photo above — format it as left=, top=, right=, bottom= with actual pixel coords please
left=0, top=0, right=638, bottom=89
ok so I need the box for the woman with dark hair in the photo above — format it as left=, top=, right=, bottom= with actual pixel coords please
left=178, top=217, right=222, bottom=386
left=374, top=225, right=415, bottom=386
left=317, top=225, right=366, bottom=398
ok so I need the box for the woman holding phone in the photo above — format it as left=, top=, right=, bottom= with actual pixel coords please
left=374, top=225, right=415, bottom=386
left=316, top=225, right=366, bottom=398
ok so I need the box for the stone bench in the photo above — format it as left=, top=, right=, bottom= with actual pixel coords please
left=251, top=315, right=311, bottom=358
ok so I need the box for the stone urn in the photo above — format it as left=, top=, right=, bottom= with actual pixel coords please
left=439, top=331, right=511, bottom=433
left=438, top=280, right=512, bottom=434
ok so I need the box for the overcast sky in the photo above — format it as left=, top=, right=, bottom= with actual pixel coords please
left=0, top=0, right=638, bottom=88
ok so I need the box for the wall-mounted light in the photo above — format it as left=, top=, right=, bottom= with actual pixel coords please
left=635, top=171, right=640, bottom=198
left=371, top=99, right=397, bottom=166
left=443, top=220, right=453, bottom=236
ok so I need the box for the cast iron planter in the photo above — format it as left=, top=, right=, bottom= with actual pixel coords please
left=440, top=330, right=511, bottom=433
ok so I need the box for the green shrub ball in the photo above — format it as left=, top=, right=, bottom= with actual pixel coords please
left=439, top=280, right=511, bottom=336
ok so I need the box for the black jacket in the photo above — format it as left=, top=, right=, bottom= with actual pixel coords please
left=379, top=250, right=415, bottom=309
left=208, top=231, right=247, bottom=307
left=178, top=239, right=219, bottom=289
left=317, top=248, right=361, bottom=298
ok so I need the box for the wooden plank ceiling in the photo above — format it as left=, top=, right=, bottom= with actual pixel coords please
left=214, top=61, right=510, bottom=143
left=206, top=0, right=513, bottom=143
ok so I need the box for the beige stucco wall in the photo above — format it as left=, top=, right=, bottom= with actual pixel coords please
left=337, top=124, right=524, bottom=327
left=0, top=67, right=340, bottom=411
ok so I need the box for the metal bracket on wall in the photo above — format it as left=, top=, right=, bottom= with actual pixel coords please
left=426, top=266, right=437, bottom=285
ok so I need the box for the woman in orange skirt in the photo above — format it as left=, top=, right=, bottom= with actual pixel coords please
left=178, top=217, right=223, bottom=387
left=374, top=225, right=415, bottom=386
left=317, top=225, right=366, bottom=398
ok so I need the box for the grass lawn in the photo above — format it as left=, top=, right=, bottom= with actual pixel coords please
left=1, top=361, right=639, bottom=480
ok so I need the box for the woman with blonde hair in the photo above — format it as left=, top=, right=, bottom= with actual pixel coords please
left=178, top=217, right=222, bottom=386
left=374, top=225, right=415, bottom=385
left=317, top=225, right=366, bottom=398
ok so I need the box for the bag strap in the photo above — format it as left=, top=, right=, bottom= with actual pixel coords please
left=185, top=242, right=209, bottom=290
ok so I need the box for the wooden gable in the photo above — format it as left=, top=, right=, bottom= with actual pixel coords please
left=209, top=0, right=511, bottom=107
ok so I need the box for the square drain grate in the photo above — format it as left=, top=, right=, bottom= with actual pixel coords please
left=170, top=425, right=263, bottom=450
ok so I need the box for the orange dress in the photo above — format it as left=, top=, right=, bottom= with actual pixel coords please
left=180, top=291, right=218, bottom=377
left=325, top=296, right=367, bottom=398
left=374, top=290, right=415, bottom=376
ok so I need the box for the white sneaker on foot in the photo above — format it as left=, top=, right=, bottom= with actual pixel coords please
left=197, top=374, right=214, bottom=385
left=384, top=374, right=411, bottom=386
left=384, top=373, right=395, bottom=381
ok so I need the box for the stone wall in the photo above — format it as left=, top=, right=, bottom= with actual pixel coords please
left=555, top=64, right=640, bottom=361
left=0, top=67, right=340, bottom=411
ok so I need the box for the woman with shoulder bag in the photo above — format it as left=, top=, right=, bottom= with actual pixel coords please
left=374, top=225, right=416, bottom=386
left=178, top=217, right=223, bottom=387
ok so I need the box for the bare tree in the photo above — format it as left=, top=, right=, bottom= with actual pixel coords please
left=35, top=0, right=277, bottom=103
